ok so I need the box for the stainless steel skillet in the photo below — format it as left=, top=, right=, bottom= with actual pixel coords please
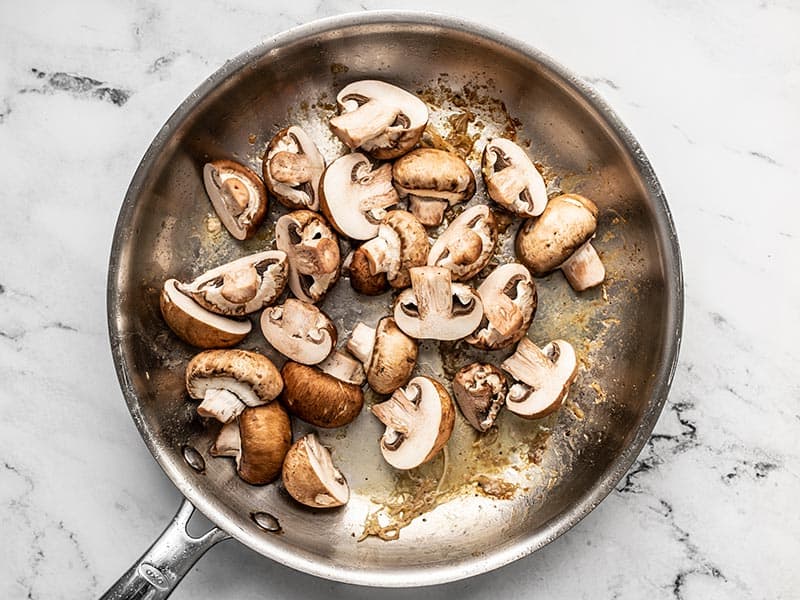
left=103, top=11, right=683, bottom=598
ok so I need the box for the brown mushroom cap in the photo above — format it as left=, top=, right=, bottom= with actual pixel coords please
left=347, top=246, right=390, bottom=295
left=516, top=194, right=598, bottom=276
left=203, top=159, right=267, bottom=240
left=427, top=204, right=498, bottom=281
left=452, top=363, right=508, bottom=432
left=347, top=317, right=418, bottom=395
left=282, top=433, right=349, bottom=508
left=237, top=403, right=292, bottom=484
left=160, top=279, right=251, bottom=348
left=185, top=349, right=283, bottom=408
left=281, top=360, right=364, bottom=428
left=263, top=126, right=325, bottom=211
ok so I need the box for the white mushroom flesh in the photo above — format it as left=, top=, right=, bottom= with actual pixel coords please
left=483, top=138, right=548, bottom=217
left=203, top=162, right=263, bottom=239
left=305, top=433, right=350, bottom=506
left=163, top=279, right=252, bottom=337
left=210, top=421, right=241, bottom=457
left=276, top=213, right=339, bottom=303
left=467, top=263, right=535, bottom=348
left=427, top=205, right=496, bottom=281
left=197, top=388, right=246, bottom=423
left=318, top=350, right=367, bottom=386
left=260, top=300, right=334, bottom=365
left=559, top=239, right=605, bottom=291
left=360, top=223, right=402, bottom=279
left=346, top=322, right=376, bottom=367
left=264, top=126, right=325, bottom=210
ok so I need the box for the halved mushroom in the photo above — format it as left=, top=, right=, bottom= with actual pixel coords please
left=263, top=126, right=325, bottom=211
left=371, top=376, right=455, bottom=470
left=393, top=266, right=483, bottom=340
left=282, top=433, right=349, bottom=508
left=329, top=80, right=428, bottom=159
left=275, top=211, right=340, bottom=303
left=319, top=153, right=399, bottom=240
left=260, top=299, right=336, bottom=365
left=203, top=160, right=267, bottom=240
left=160, top=279, right=251, bottom=348
left=210, top=402, right=292, bottom=485
left=281, top=351, right=365, bottom=428
left=500, top=338, right=578, bottom=419
left=452, top=363, right=508, bottom=432
left=427, top=204, right=498, bottom=281
left=393, top=148, right=476, bottom=226
left=466, top=263, right=537, bottom=350
left=185, top=349, right=283, bottom=423
left=347, top=317, right=418, bottom=394
left=350, top=210, right=429, bottom=292
left=177, top=251, right=288, bottom=316
left=516, top=194, right=605, bottom=291
left=482, top=138, right=547, bottom=217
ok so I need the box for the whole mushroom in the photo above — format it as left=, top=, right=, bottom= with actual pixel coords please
left=275, top=210, right=340, bottom=303
left=185, top=349, right=283, bottom=423
left=501, top=338, right=578, bottom=419
left=260, top=299, right=336, bottom=365
left=516, top=194, right=605, bottom=291
left=466, top=263, right=537, bottom=350
left=393, top=148, right=476, bottom=226
left=427, top=204, right=498, bottom=282
left=349, top=210, right=429, bottom=292
left=262, top=126, right=325, bottom=211
left=329, top=80, right=429, bottom=159
left=203, top=159, right=267, bottom=240
left=281, top=351, right=365, bottom=428
left=452, top=363, right=508, bottom=432
left=482, top=138, right=548, bottom=217
left=347, top=317, right=418, bottom=395
left=282, top=433, right=350, bottom=508
left=344, top=247, right=389, bottom=296
left=371, top=376, right=455, bottom=470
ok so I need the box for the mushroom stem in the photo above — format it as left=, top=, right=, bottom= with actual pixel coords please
left=197, top=388, right=246, bottom=423
left=221, top=266, right=259, bottom=304
left=408, top=197, right=448, bottom=227
left=269, top=151, right=312, bottom=185
left=210, top=421, right=241, bottom=457
left=331, top=101, right=398, bottom=148
left=410, top=266, right=452, bottom=320
left=485, top=163, right=527, bottom=201
left=560, top=241, right=605, bottom=291
left=448, top=230, right=483, bottom=266
left=347, top=323, right=377, bottom=366
left=360, top=236, right=391, bottom=276
left=501, top=338, right=558, bottom=392
left=293, top=237, right=340, bottom=275
left=318, top=351, right=366, bottom=386
left=371, top=386, right=418, bottom=434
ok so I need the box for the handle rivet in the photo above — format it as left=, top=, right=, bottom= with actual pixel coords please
left=251, top=511, right=281, bottom=533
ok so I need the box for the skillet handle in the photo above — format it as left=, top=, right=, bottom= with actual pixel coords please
left=99, top=498, right=230, bottom=600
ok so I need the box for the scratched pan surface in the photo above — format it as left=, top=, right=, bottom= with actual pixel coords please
left=108, top=12, right=682, bottom=587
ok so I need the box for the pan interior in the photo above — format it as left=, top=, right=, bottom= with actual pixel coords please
left=109, top=16, right=680, bottom=586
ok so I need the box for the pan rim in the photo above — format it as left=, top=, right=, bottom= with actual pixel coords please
left=107, top=10, right=684, bottom=587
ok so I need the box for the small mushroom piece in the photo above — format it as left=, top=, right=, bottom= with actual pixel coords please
left=263, top=126, right=325, bottom=211
left=452, top=363, right=508, bottom=432
left=160, top=279, right=251, bottom=348
left=466, top=263, right=537, bottom=350
left=393, top=266, right=483, bottom=341
left=281, top=351, right=365, bottom=428
left=516, top=194, right=605, bottom=291
left=344, top=247, right=389, bottom=296
left=427, top=205, right=498, bottom=281
left=351, top=210, right=429, bottom=291
left=185, top=349, right=283, bottom=423
left=177, top=251, right=288, bottom=316
left=209, top=403, right=292, bottom=485
left=282, top=433, right=349, bottom=508
left=347, top=317, right=418, bottom=394
left=319, top=153, right=399, bottom=240
left=275, top=211, right=340, bottom=303
left=482, top=138, right=548, bottom=217
left=393, top=148, right=476, bottom=226
left=260, top=299, right=336, bottom=365
left=371, top=376, right=455, bottom=470
left=500, top=338, right=578, bottom=419
left=329, top=80, right=428, bottom=159
left=203, top=160, right=267, bottom=240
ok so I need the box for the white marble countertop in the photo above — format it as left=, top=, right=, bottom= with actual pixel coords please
left=1, top=1, right=797, bottom=598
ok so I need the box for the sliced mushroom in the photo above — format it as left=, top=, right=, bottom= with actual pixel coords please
left=350, top=210, right=429, bottom=291
left=185, top=349, right=283, bottom=423
left=500, top=338, right=578, bottom=419
left=203, top=160, right=267, bottom=240
left=466, top=263, right=537, bottom=350
left=319, top=153, right=399, bottom=240
left=177, top=251, right=288, bottom=316
left=263, top=126, right=325, bottom=211
left=393, top=148, right=476, bottom=226
left=209, top=403, right=291, bottom=485
left=482, top=138, right=547, bottom=217
left=260, top=299, right=336, bottom=365
left=344, top=246, right=389, bottom=295
left=516, top=194, right=605, bottom=291
left=347, top=317, right=418, bottom=394
left=393, top=266, right=483, bottom=340
left=282, top=433, right=349, bottom=508
left=160, top=279, right=251, bottom=348
left=427, top=204, right=498, bottom=281
left=452, top=363, right=508, bottom=432
left=281, top=351, right=365, bottom=428
left=371, top=376, right=455, bottom=470
left=275, top=211, right=340, bottom=303
left=329, top=80, right=428, bottom=159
